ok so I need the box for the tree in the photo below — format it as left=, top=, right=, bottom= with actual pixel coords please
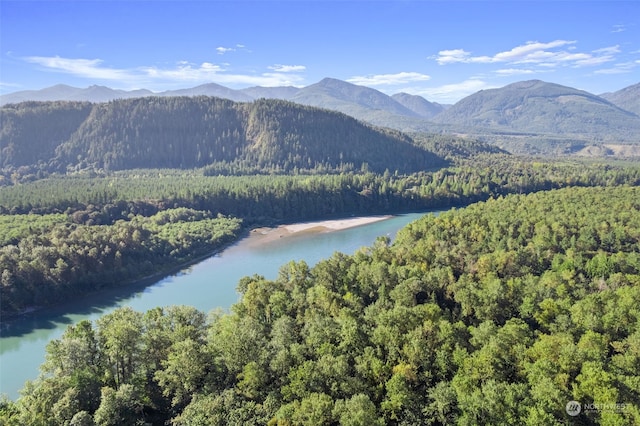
left=96, top=308, right=144, bottom=388
left=333, top=393, right=384, bottom=426
left=155, top=338, right=210, bottom=409
left=93, top=385, right=144, bottom=426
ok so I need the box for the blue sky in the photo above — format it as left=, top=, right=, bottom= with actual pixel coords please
left=1, top=0, right=639, bottom=103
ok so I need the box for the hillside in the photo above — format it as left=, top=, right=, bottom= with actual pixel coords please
left=431, top=80, right=640, bottom=142
left=1, top=97, right=445, bottom=175
left=600, top=82, right=640, bottom=116
left=0, top=101, right=94, bottom=168
left=391, top=92, right=446, bottom=118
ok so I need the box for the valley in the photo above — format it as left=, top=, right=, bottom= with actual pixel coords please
left=0, top=85, right=639, bottom=425
left=3, top=0, right=639, bottom=423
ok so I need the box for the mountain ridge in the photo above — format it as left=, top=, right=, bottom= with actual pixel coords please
left=2, top=78, right=640, bottom=155
left=3, top=77, right=637, bottom=117
left=600, top=82, right=640, bottom=116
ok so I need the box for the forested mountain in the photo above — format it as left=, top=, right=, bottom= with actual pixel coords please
left=0, top=101, right=94, bottom=168
left=391, top=92, right=447, bottom=118
left=3, top=185, right=639, bottom=425
left=431, top=80, right=640, bottom=142
left=600, top=82, right=640, bottom=116
left=0, top=97, right=444, bottom=175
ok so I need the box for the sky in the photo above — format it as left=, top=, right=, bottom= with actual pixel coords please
left=1, top=0, right=639, bottom=104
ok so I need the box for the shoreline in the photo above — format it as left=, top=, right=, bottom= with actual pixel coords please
left=0, top=215, right=395, bottom=324
left=0, top=234, right=243, bottom=325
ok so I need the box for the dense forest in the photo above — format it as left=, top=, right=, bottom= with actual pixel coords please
left=0, top=209, right=241, bottom=318
left=2, top=156, right=639, bottom=220
left=0, top=98, right=444, bottom=176
left=1, top=155, right=640, bottom=319
left=2, top=186, right=639, bottom=425
left=2, top=95, right=640, bottom=424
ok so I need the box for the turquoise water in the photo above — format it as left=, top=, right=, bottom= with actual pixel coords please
left=0, top=212, right=434, bottom=400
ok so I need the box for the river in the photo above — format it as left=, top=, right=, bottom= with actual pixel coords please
left=0, top=212, right=435, bottom=400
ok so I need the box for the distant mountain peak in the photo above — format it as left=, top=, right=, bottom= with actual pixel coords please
left=431, top=78, right=640, bottom=141
left=317, top=77, right=345, bottom=85
left=391, top=92, right=446, bottom=119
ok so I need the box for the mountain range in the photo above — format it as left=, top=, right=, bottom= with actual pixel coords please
left=2, top=78, right=640, bottom=156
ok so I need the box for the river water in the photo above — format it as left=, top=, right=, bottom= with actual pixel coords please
left=0, top=212, right=434, bottom=400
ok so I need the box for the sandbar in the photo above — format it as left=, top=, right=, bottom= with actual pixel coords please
left=247, top=215, right=392, bottom=247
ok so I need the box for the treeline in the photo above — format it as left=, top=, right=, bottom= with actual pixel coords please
left=0, top=209, right=241, bottom=318
left=2, top=157, right=639, bottom=220
left=2, top=186, right=639, bottom=425
left=0, top=97, right=444, bottom=177
left=411, top=133, right=508, bottom=160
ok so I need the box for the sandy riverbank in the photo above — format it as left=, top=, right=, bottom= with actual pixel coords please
left=247, top=215, right=393, bottom=246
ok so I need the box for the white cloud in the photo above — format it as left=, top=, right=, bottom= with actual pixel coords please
left=493, top=40, right=576, bottom=62
left=216, top=46, right=235, bottom=55
left=612, top=24, right=626, bottom=33
left=434, top=49, right=474, bottom=65
left=20, top=55, right=306, bottom=89
left=573, top=56, right=614, bottom=67
left=434, top=40, right=618, bottom=69
left=347, top=72, right=431, bottom=86
left=513, top=49, right=589, bottom=65
left=494, top=68, right=536, bottom=76
left=257, top=73, right=306, bottom=87
left=141, top=61, right=224, bottom=80
left=0, top=81, right=22, bottom=94
left=0, top=81, right=22, bottom=89
left=217, top=44, right=249, bottom=55
left=593, top=45, right=621, bottom=55
left=410, top=78, right=494, bottom=104
left=267, top=64, right=306, bottom=73
left=594, top=61, right=639, bottom=74
left=24, top=56, right=129, bottom=80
